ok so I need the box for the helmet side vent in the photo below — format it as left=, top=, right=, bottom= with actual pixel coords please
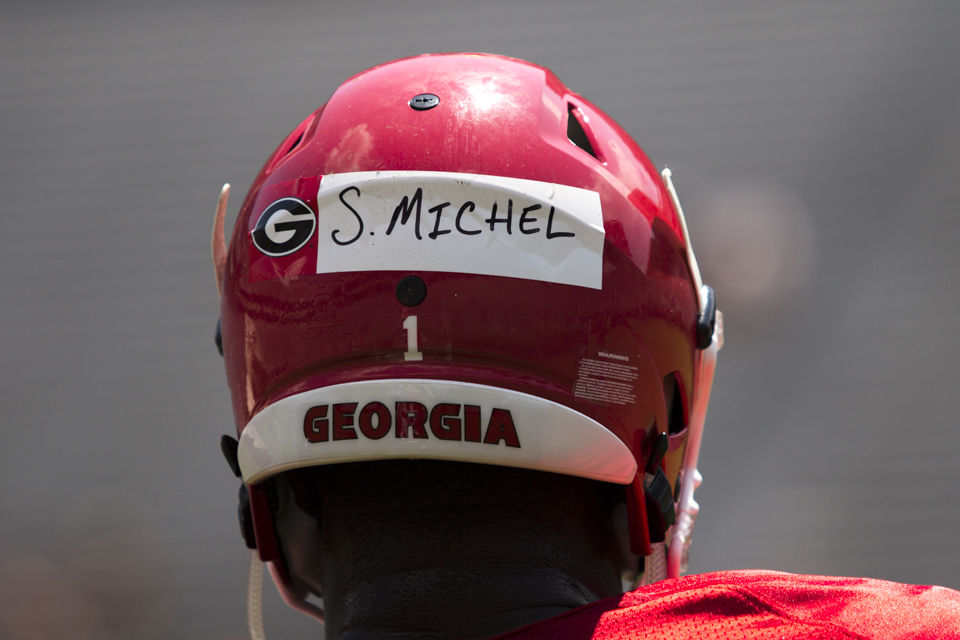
left=286, top=130, right=304, bottom=155
left=278, top=124, right=307, bottom=161
left=567, top=103, right=600, bottom=160
left=663, top=373, right=686, bottom=434
left=265, top=113, right=316, bottom=173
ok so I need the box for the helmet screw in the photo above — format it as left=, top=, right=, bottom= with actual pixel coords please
left=409, top=93, right=440, bottom=111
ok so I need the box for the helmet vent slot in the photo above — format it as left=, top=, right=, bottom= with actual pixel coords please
left=285, top=131, right=304, bottom=155
left=567, top=103, right=599, bottom=160
left=268, top=113, right=316, bottom=171
left=663, top=373, right=686, bottom=434
left=278, top=127, right=305, bottom=161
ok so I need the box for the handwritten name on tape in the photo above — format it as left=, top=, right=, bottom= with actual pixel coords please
left=316, top=171, right=605, bottom=289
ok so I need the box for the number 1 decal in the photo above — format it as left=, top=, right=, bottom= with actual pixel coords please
left=403, top=315, right=423, bottom=361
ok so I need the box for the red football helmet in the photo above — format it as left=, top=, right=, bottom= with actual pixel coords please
left=212, top=53, right=721, bottom=624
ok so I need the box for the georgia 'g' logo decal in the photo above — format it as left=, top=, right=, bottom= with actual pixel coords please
left=252, top=198, right=317, bottom=256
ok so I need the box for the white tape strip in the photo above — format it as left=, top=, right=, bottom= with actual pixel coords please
left=315, top=171, right=605, bottom=289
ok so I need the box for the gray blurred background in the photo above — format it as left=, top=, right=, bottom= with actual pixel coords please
left=2, top=1, right=958, bottom=637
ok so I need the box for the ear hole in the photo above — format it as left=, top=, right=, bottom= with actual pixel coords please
left=567, top=103, right=599, bottom=160
left=662, top=373, right=686, bottom=434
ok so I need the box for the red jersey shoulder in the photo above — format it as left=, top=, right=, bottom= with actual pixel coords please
left=494, top=570, right=960, bottom=639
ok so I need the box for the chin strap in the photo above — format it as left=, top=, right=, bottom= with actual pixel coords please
left=639, top=542, right=667, bottom=586
left=248, top=551, right=266, bottom=640
left=247, top=554, right=327, bottom=639
left=667, top=305, right=721, bottom=578
left=660, top=168, right=723, bottom=579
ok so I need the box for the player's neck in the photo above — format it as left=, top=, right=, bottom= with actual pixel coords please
left=328, top=564, right=603, bottom=640
left=276, top=462, right=625, bottom=638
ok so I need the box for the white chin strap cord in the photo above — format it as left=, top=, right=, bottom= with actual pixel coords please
left=667, top=322, right=720, bottom=578
left=640, top=542, right=668, bottom=586
left=247, top=551, right=266, bottom=640
left=661, top=167, right=723, bottom=579
left=247, top=551, right=326, bottom=639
